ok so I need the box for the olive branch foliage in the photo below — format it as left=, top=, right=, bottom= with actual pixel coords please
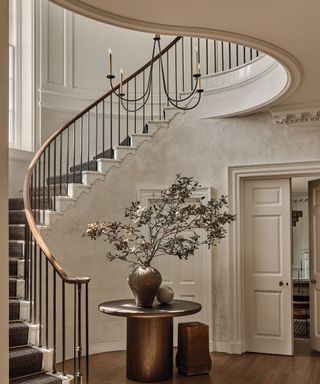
left=85, top=174, right=236, bottom=266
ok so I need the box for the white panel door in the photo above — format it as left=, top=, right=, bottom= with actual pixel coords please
left=139, top=190, right=211, bottom=346
left=244, top=178, right=292, bottom=355
left=308, top=179, right=320, bottom=351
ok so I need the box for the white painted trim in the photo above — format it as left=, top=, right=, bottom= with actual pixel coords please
left=228, top=160, right=320, bottom=353
left=138, top=187, right=213, bottom=351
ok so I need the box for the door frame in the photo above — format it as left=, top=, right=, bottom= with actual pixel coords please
left=228, top=160, right=320, bottom=354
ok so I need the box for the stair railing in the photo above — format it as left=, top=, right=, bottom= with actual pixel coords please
left=23, top=35, right=259, bottom=383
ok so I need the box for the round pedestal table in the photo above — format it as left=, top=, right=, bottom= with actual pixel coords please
left=98, top=299, right=202, bottom=382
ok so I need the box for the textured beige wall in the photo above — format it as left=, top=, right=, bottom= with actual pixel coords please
left=0, top=0, right=9, bottom=381
left=43, top=109, right=320, bottom=354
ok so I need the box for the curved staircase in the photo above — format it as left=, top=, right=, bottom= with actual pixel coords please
left=13, top=34, right=263, bottom=383
left=9, top=198, right=71, bottom=384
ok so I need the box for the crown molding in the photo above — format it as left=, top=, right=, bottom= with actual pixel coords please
left=270, top=102, right=320, bottom=127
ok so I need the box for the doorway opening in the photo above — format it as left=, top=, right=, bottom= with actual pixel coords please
left=291, top=176, right=318, bottom=352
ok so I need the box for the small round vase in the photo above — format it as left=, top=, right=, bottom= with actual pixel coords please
left=127, top=264, right=162, bottom=307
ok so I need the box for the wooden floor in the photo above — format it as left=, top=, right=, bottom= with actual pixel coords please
left=60, top=341, right=320, bottom=384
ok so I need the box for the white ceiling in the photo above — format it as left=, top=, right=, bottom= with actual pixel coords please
left=51, top=0, right=320, bottom=110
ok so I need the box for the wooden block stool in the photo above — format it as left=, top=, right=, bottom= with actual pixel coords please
left=176, top=322, right=211, bottom=376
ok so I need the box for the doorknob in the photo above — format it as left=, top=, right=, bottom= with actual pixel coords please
left=279, top=281, right=284, bottom=286
left=311, top=279, right=317, bottom=285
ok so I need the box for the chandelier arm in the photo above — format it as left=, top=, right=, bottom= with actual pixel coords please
left=108, top=40, right=158, bottom=103
left=119, top=82, right=153, bottom=113
left=109, top=76, right=152, bottom=102
left=157, top=42, right=200, bottom=103
left=166, top=91, right=202, bottom=111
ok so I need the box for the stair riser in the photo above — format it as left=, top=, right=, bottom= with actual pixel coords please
left=9, top=225, right=26, bottom=241
left=9, top=241, right=25, bottom=258
left=9, top=199, right=24, bottom=210
left=9, top=279, right=25, bottom=299
left=9, top=211, right=26, bottom=225
left=9, top=260, right=25, bottom=277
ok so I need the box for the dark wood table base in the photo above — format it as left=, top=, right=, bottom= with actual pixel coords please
left=127, top=317, right=173, bottom=382
left=99, top=299, right=202, bottom=383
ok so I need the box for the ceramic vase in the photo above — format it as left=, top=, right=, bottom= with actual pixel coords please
left=128, top=264, right=162, bottom=307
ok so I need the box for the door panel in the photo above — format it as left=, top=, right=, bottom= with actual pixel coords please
left=244, top=178, right=292, bottom=355
left=308, top=179, right=320, bottom=351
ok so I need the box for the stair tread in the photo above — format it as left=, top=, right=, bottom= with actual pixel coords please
left=9, top=322, right=29, bottom=348
left=9, top=346, right=43, bottom=379
left=10, top=373, right=62, bottom=384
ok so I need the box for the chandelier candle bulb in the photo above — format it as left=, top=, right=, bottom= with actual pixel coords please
left=194, top=47, right=198, bottom=74
left=197, top=61, right=201, bottom=75
left=108, top=49, right=112, bottom=75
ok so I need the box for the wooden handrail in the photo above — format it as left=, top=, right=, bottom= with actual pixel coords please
left=23, top=36, right=182, bottom=285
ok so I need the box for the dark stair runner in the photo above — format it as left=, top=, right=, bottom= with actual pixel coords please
left=8, top=199, right=62, bottom=383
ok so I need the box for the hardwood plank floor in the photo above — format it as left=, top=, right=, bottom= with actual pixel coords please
left=59, top=342, right=320, bottom=384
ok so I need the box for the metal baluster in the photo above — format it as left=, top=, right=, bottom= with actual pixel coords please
left=190, top=38, right=193, bottom=89
left=59, top=135, right=62, bottom=196
left=151, top=64, right=154, bottom=120
left=66, top=126, right=69, bottom=185
left=37, top=160, right=41, bottom=224
left=73, top=122, right=76, bottom=182
left=243, top=45, right=246, bottom=64
left=256, top=49, right=259, bottom=58
left=95, top=105, right=98, bottom=164
left=221, top=41, right=225, bottom=71
left=45, top=258, right=49, bottom=348
left=166, top=52, right=169, bottom=106
left=86, top=283, right=89, bottom=384
left=33, top=240, right=37, bottom=324
left=33, top=165, right=36, bottom=218
left=214, top=40, right=217, bottom=73
left=29, top=232, right=33, bottom=323
left=102, top=101, right=105, bottom=157
left=53, top=269, right=57, bottom=373
left=53, top=139, right=56, bottom=210
left=182, top=38, right=185, bottom=92
left=74, top=285, right=77, bottom=378
left=126, top=82, right=129, bottom=145
left=42, top=151, right=46, bottom=225
left=87, top=112, right=90, bottom=169
left=80, top=117, right=83, bottom=173
left=134, top=77, right=137, bottom=133
left=39, top=249, right=42, bottom=346
left=236, top=44, right=239, bottom=67
left=205, top=39, right=209, bottom=75
left=175, top=42, right=178, bottom=105
left=158, top=58, right=161, bottom=120
left=62, top=281, right=66, bottom=375
left=77, top=284, right=82, bottom=384
left=118, top=94, right=121, bottom=145
left=47, top=145, right=51, bottom=211
left=250, top=47, right=253, bottom=61
left=143, top=71, right=146, bottom=128
left=110, top=94, right=113, bottom=158
left=228, top=42, right=231, bottom=69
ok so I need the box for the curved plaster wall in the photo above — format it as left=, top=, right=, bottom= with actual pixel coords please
left=42, top=108, right=320, bottom=357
